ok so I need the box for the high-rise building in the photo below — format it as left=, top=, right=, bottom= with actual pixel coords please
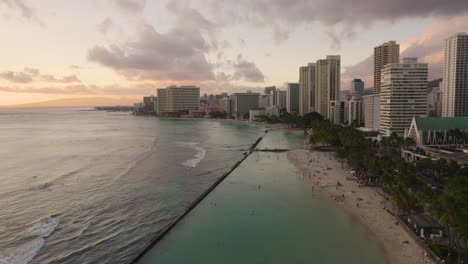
left=374, top=41, right=400, bottom=94
left=329, top=100, right=347, bottom=125
left=259, top=94, right=270, bottom=108
left=351, top=79, right=365, bottom=100
left=269, top=92, right=277, bottom=107
left=219, top=97, right=231, bottom=114
left=276, top=90, right=287, bottom=110
left=287, top=83, right=300, bottom=113
left=231, top=93, right=260, bottom=119
left=156, top=86, right=200, bottom=114
left=380, top=58, right=428, bottom=136
left=363, top=94, right=380, bottom=129
left=299, top=63, right=316, bottom=115
left=264, top=86, right=276, bottom=95
left=315, top=55, right=341, bottom=119
left=428, top=86, right=442, bottom=117
left=348, top=99, right=363, bottom=126
left=442, top=32, right=468, bottom=117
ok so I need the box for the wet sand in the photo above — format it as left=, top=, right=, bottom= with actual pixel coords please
left=287, top=149, right=434, bottom=264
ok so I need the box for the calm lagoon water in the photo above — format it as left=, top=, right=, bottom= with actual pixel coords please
left=140, top=131, right=387, bottom=264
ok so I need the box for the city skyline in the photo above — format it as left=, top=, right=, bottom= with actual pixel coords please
left=1, top=1, right=468, bottom=106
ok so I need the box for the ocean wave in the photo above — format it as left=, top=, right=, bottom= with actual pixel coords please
left=115, top=137, right=158, bottom=179
left=27, top=216, right=60, bottom=238
left=0, top=238, right=44, bottom=264
left=177, top=142, right=207, bottom=168
left=0, top=216, right=59, bottom=264
left=29, top=169, right=82, bottom=192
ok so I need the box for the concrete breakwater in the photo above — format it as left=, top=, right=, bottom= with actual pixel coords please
left=131, top=134, right=266, bottom=263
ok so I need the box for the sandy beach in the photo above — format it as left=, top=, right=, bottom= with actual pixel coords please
left=287, top=148, right=435, bottom=264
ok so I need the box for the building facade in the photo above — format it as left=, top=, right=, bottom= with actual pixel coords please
left=259, top=94, right=270, bottom=109
left=287, top=83, right=300, bottom=113
left=348, top=99, right=363, bottom=126
left=380, top=58, right=428, bottom=136
left=363, top=94, right=380, bottom=129
left=351, top=79, right=365, bottom=100
left=315, top=55, right=341, bottom=120
left=442, top=32, right=468, bottom=117
left=428, top=86, right=442, bottom=117
left=231, top=93, right=260, bottom=119
left=374, top=41, right=400, bottom=95
left=299, top=63, right=316, bottom=116
left=330, top=100, right=347, bottom=125
left=275, top=90, right=287, bottom=110
left=156, top=86, right=200, bottom=114
left=249, top=109, right=267, bottom=121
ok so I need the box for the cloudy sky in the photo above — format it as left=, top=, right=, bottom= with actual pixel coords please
left=1, top=0, right=467, bottom=106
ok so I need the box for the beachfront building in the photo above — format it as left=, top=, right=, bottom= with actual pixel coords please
left=231, top=93, right=260, bottom=119
left=380, top=58, right=428, bottom=136
left=249, top=108, right=267, bottom=122
left=299, top=63, right=316, bottom=115
left=315, top=56, right=341, bottom=120
left=442, top=32, right=468, bottom=117
left=287, top=83, right=300, bottom=113
left=406, top=116, right=468, bottom=148
left=363, top=94, right=380, bottom=129
left=266, top=106, right=280, bottom=117
left=218, top=97, right=233, bottom=116
left=374, top=41, right=400, bottom=95
left=156, top=86, right=200, bottom=114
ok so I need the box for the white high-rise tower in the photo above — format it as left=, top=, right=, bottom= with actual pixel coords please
left=442, top=32, right=468, bottom=117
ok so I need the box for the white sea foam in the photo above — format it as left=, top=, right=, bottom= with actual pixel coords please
left=27, top=216, right=59, bottom=238
left=0, top=216, right=59, bottom=264
left=177, top=142, right=207, bottom=168
left=0, top=239, right=44, bottom=264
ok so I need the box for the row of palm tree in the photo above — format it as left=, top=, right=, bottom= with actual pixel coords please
left=304, top=112, right=468, bottom=262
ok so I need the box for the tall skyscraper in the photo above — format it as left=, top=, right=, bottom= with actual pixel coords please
left=351, top=79, right=365, bottom=100
left=287, top=83, right=300, bottom=113
left=156, top=86, right=200, bottom=114
left=299, top=63, right=316, bottom=116
left=374, top=41, right=400, bottom=95
left=380, top=58, right=428, bottom=136
left=442, top=32, right=468, bottom=117
left=315, top=55, right=341, bottom=119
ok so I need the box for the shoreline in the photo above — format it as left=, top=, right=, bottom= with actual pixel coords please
left=287, top=148, right=434, bottom=264
left=131, top=133, right=267, bottom=263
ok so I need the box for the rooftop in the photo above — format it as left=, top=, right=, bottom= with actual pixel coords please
left=415, top=117, right=468, bottom=131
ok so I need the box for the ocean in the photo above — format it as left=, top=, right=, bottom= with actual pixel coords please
left=0, top=108, right=265, bottom=263
left=0, top=108, right=386, bottom=264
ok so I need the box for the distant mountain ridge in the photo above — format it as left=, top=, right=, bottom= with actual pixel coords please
left=1, top=97, right=139, bottom=108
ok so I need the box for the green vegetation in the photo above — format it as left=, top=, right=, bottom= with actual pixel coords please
left=209, top=111, right=228, bottom=119
left=305, top=112, right=468, bottom=261
left=254, top=112, right=304, bottom=127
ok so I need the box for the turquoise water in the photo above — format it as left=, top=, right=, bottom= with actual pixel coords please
left=0, top=109, right=267, bottom=263
left=139, top=131, right=387, bottom=264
